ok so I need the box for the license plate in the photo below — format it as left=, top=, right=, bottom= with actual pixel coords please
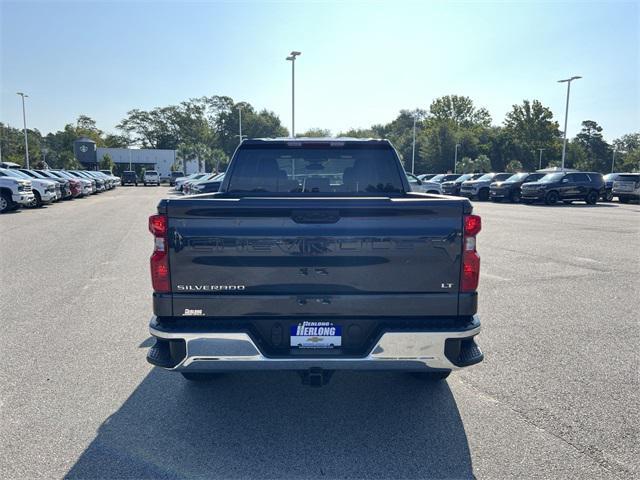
left=290, top=322, right=342, bottom=349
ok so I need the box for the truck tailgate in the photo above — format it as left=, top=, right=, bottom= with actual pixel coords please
left=163, top=196, right=468, bottom=317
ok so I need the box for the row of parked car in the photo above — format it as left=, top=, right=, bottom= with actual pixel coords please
left=0, top=163, right=120, bottom=213
left=173, top=172, right=225, bottom=194
left=414, top=171, right=640, bottom=205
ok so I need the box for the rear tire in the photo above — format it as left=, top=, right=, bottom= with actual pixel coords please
left=585, top=190, right=598, bottom=205
left=544, top=191, right=559, bottom=205
left=181, top=372, right=220, bottom=382
left=510, top=190, right=521, bottom=203
left=411, top=371, right=451, bottom=382
left=603, top=190, right=614, bottom=202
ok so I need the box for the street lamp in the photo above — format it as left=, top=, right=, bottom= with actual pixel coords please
left=286, top=51, right=301, bottom=137
left=611, top=146, right=617, bottom=173
left=538, top=148, right=546, bottom=170
left=558, top=76, right=582, bottom=170
left=411, top=112, right=418, bottom=174
left=454, top=144, right=461, bottom=174
left=16, top=92, right=29, bottom=169
left=42, top=146, right=48, bottom=167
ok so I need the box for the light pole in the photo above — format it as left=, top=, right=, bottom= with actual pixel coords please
left=454, top=144, right=461, bottom=174
left=411, top=113, right=417, bottom=174
left=236, top=105, right=247, bottom=144
left=558, top=76, right=581, bottom=170
left=17, top=92, right=30, bottom=169
left=286, top=51, right=301, bottom=137
left=538, top=148, right=545, bottom=170
left=611, top=146, right=617, bottom=173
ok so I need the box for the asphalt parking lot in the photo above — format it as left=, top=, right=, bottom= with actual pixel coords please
left=1, top=187, right=638, bottom=479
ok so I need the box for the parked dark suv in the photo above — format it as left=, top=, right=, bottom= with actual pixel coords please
left=121, top=171, right=138, bottom=186
left=521, top=171, right=605, bottom=205
left=489, top=172, right=546, bottom=203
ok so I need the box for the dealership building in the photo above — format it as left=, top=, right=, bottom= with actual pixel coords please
left=73, top=137, right=199, bottom=177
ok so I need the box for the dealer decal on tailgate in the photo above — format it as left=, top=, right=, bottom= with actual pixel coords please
left=290, top=321, right=342, bottom=349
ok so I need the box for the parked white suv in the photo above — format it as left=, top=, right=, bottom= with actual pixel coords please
left=0, top=168, right=57, bottom=208
left=0, top=169, right=35, bottom=213
left=406, top=172, right=443, bottom=194
left=143, top=170, right=160, bottom=186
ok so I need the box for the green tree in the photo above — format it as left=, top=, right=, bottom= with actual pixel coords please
left=474, top=154, right=492, bottom=172
left=337, top=127, right=379, bottom=138
left=503, top=100, right=561, bottom=171
left=100, top=153, right=115, bottom=172
left=457, top=157, right=474, bottom=173
left=419, top=121, right=457, bottom=173
left=429, top=95, right=491, bottom=128
left=506, top=159, right=524, bottom=172
left=0, top=123, right=44, bottom=167
left=574, top=120, right=610, bottom=172
left=612, top=133, right=640, bottom=172
left=299, top=128, right=332, bottom=137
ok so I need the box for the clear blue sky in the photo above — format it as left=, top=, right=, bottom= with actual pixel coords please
left=1, top=0, right=638, bottom=141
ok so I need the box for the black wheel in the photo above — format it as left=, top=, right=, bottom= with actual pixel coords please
left=585, top=190, right=598, bottom=205
left=0, top=191, right=12, bottom=213
left=618, top=197, right=629, bottom=204
left=478, top=188, right=490, bottom=201
left=181, top=372, right=220, bottom=382
left=510, top=190, right=521, bottom=203
left=411, top=371, right=451, bottom=382
left=32, top=191, right=43, bottom=208
left=544, top=191, right=559, bottom=205
left=603, top=190, right=614, bottom=202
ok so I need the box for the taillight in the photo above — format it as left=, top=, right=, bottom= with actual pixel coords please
left=461, top=214, right=481, bottom=292
left=149, top=214, right=170, bottom=293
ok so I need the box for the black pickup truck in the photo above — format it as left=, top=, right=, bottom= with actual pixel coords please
left=147, top=138, right=483, bottom=386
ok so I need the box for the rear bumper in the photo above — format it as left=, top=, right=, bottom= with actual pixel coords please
left=147, top=314, right=483, bottom=373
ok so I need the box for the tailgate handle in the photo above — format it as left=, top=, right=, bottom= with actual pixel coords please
left=292, top=210, right=340, bottom=224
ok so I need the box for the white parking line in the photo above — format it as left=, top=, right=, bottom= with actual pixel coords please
left=481, top=273, right=512, bottom=282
